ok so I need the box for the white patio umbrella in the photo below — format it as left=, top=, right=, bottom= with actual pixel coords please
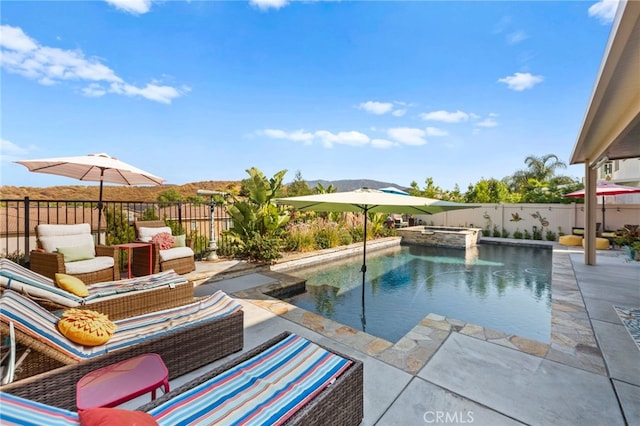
left=564, top=182, right=640, bottom=231
left=15, top=153, right=165, bottom=244
left=275, top=188, right=477, bottom=325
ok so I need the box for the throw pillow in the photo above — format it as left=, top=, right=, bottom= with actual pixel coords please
left=57, top=244, right=95, bottom=262
left=151, top=232, right=175, bottom=250
left=58, top=308, right=117, bottom=346
left=173, top=234, right=186, bottom=248
left=79, top=408, right=158, bottom=426
left=55, top=273, right=90, bottom=297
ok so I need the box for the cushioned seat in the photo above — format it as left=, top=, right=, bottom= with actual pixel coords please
left=582, top=237, right=610, bottom=250
left=559, top=235, right=583, bottom=247
left=29, top=224, right=118, bottom=285
left=0, top=288, right=243, bottom=382
left=132, top=221, right=195, bottom=276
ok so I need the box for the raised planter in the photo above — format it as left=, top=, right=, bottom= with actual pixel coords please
left=396, top=226, right=482, bottom=249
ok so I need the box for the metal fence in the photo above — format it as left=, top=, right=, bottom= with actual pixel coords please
left=0, top=197, right=233, bottom=265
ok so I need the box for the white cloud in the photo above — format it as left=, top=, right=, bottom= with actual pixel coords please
left=498, top=72, right=543, bottom=91
left=105, top=0, right=152, bottom=14
left=507, top=30, right=528, bottom=45
left=391, top=109, right=407, bottom=117
left=420, top=110, right=470, bottom=123
left=250, top=0, right=289, bottom=10
left=387, top=127, right=426, bottom=146
left=0, top=25, right=185, bottom=104
left=476, top=118, right=498, bottom=128
left=359, top=101, right=394, bottom=115
left=315, top=130, right=369, bottom=148
left=261, top=128, right=369, bottom=148
left=262, top=129, right=314, bottom=144
left=588, top=0, right=619, bottom=24
left=371, top=139, right=395, bottom=149
left=425, top=127, right=448, bottom=137
left=0, top=139, right=36, bottom=163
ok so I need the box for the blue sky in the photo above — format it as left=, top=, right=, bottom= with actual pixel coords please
left=0, top=0, right=619, bottom=191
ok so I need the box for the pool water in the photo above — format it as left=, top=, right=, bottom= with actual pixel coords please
left=283, top=244, right=552, bottom=343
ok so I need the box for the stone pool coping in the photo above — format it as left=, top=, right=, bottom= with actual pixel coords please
left=234, top=238, right=606, bottom=375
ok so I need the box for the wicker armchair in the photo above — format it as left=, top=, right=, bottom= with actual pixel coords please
left=131, top=220, right=195, bottom=276
left=29, top=224, right=118, bottom=285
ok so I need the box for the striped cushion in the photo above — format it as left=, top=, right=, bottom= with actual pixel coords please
left=0, top=289, right=242, bottom=361
left=149, top=333, right=352, bottom=426
left=0, top=259, right=189, bottom=307
left=0, top=258, right=84, bottom=305
left=0, top=392, right=80, bottom=425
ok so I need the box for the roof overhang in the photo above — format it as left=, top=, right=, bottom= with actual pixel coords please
left=570, top=0, right=640, bottom=167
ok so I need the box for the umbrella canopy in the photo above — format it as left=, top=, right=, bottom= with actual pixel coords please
left=378, top=186, right=409, bottom=196
left=275, top=188, right=476, bottom=325
left=565, top=182, right=640, bottom=231
left=15, top=153, right=165, bottom=243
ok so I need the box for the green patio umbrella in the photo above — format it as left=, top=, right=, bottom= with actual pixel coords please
left=275, top=188, right=477, bottom=326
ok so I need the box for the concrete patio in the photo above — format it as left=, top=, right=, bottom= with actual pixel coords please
left=122, top=242, right=639, bottom=425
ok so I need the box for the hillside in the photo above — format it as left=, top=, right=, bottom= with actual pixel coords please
left=0, top=181, right=241, bottom=202
left=305, top=179, right=410, bottom=192
left=0, top=179, right=408, bottom=201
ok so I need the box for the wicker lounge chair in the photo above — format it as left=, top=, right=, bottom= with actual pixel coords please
left=0, top=259, right=195, bottom=320
left=29, top=223, right=119, bottom=285
left=0, top=289, right=243, bottom=384
left=132, top=220, right=196, bottom=276
left=1, top=332, right=363, bottom=425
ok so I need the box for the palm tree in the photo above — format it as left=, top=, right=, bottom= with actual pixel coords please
left=508, top=154, right=573, bottom=193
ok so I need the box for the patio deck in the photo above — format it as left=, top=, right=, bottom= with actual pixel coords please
left=121, top=240, right=639, bottom=425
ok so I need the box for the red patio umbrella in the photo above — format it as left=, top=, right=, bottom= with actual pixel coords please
left=564, top=182, right=640, bottom=231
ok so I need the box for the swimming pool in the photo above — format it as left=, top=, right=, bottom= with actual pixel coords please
left=282, top=243, right=552, bottom=343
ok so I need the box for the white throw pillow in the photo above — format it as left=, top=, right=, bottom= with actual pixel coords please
left=138, top=226, right=172, bottom=242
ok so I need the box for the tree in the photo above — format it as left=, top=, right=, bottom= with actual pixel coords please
left=286, top=171, right=312, bottom=197
left=315, top=182, right=336, bottom=194
left=464, top=178, right=513, bottom=203
left=157, top=188, right=182, bottom=207
left=508, top=154, right=572, bottom=193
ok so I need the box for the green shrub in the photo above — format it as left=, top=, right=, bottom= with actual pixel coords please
left=545, top=230, right=557, bottom=241
left=242, top=232, right=282, bottom=263
left=349, top=226, right=365, bottom=243
left=3, top=250, right=26, bottom=266
left=283, top=223, right=316, bottom=252
left=523, top=229, right=531, bottom=240
left=513, top=229, right=523, bottom=239
left=501, top=228, right=510, bottom=238
left=492, top=225, right=501, bottom=237
left=532, top=227, right=543, bottom=240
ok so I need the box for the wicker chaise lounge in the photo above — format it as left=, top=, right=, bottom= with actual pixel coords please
left=0, top=259, right=195, bottom=320
left=1, top=332, right=363, bottom=425
left=0, top=289, right=243, bottom=384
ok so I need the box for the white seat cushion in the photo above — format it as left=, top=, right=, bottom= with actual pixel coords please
left=64, top=257, right=114, bottom=275
left=159, top=247, right=194, bottom=262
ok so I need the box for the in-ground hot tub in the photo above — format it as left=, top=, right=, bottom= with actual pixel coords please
left=396, top=226, right=482, bottom=249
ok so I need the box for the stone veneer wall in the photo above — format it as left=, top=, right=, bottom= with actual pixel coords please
left=397, top=226, right=482, bottom=249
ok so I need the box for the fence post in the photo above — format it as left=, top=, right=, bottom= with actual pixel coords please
left=24, top=196, right=30, bottom=263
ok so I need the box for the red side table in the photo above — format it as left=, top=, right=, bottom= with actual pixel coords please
left=76, top=353, right=169, bottom=410
left=117, top=242, right=153, bottom=278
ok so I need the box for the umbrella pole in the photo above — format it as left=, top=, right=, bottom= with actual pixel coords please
left=361, top=208, right=368, bottom=331
left=97, top=170, right=105, bottom=245
left=602, top=195, right=606, bottom=232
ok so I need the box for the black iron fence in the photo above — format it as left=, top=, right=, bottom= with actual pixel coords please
left=0, top=197, right=233, bottom=265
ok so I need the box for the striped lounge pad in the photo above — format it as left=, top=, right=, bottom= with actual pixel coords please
left=0, top=289, right=242, bottom=361
left=0, top=333, right=352, bottom=426
left=149, top=333, right=353, bottom=425
left=0, top=258, right=188, bottom=307
left=614, top=305, right=640, bottom=351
